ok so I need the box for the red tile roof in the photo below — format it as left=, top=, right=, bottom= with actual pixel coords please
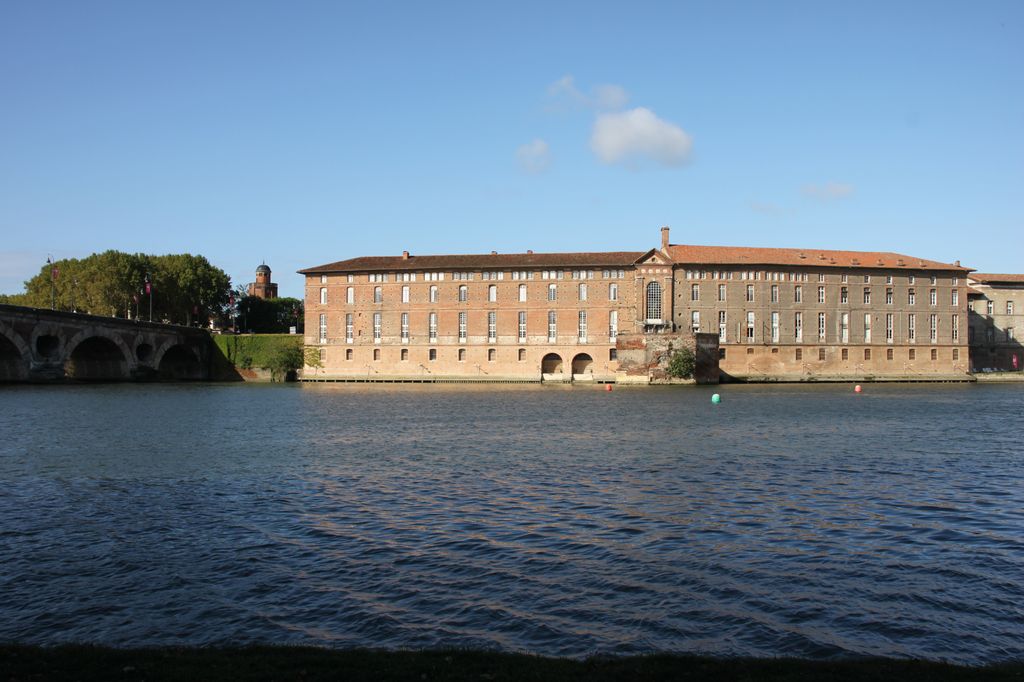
left=969, top=273, right=1024, bottom=284
left=298, top=251, right=645, bottom=274
left=665, top=244, right=969, bottom=271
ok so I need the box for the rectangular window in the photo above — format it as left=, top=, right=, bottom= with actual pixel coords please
left=794, top=312, right=802, bottom=342
left=770, top=285, right=778, bottom=303
left=692, top=310, right=700, bottom=333
left=909, top=275, right=915, bottom=284
left=373, top=312, right=381, bottom=342
left=1008, top=327, right=1015, bottom=341
left=718, top=283, right=726, bottom=301
left=519, top=284, right=527, bottom=302
left=818, top=286, right=825, bottom=303
left=953, top=348, right=959, bottom=361
left=818, top=273, right=826, bottom=283
left=842, top=348, right=849, bottom=360
left=841, top=274, right=848, bottom=283
left=488, top=285, right=497, bottom=302
left=951, top=314, right=959, bottom=341
left=692, top=284, right=700, bottom=301
left=841, top=287, right=848, bottom=304
left=400, top=348, right=408, bottom=361
left=886, top=288, right=893, bottom=305
left=795, top=348, right=802, bottom=361
left=864, top=348, right=871, bottom=361
left=951, top=289, right=959, bottom=306
left=931, top=348, right=937, bottom=361
left=746, top=284, right=755, bottom=302
left=909, top=348, right=916, bottom=360
left=909, top=289, right=916, bottom=305
left=887, top=348, right=894, bottom=360
left=401, top=312, right=409, bottom=342
left=746, top=311, right=755, bottom=341
left=929, top=314, right=937, bottom=342
left=929, top=289, right=937, bottom=306
left=578, top=311, right=587, bottom=342
left=886, top=275, right=893, bottom=284
left=320, top=274, right=328, bottom=284
left=794, top=285, right=802, bottom=303
left=459, top=285, right=468, bottom=302
left=488, top=311, right=496, bottom=341
left=320, top=287, right=327, bottom=304
left=771, top=311, right=779, bottom=342
left=986, top=300, right=994, bottom=315
left=718, top=311, right=726, bottom=342
left=908, top=313, right=916, bottom=341
left=518, top=311, right=527, bottom=341
left=429, top=348, right=437, bottom=361
left=930, top=275, right=937, bottom=285
left=346, top=313, right=354, bottom=343
left=548, top=283, right=557, bottom=301
left=863, top=288, right=871, bottom=305
left=429, top=285, right=438, bottom=303
left=609, top=283, right=619, bottom=301
left=840, top=312, right=849, bottom=343
left=429, top=312, right=437, bottom=342
left=347, top=287, right=354, bottom=304
left=609, top=310, right=618, bottom=341
left=579, top=283, right=588, bottom=301
left=318, top=314, right=327, bottom=343
left=886, top=313, right=893, bottom=343
left=818, top=312, right=826, bottom=341
left=1008, top=301, right=1015, bottom=315
left=863, top=313, right=871, bottom=342
left=374, top=286, right=383, bottom=303
left=818, top=347, right=826, bottom=361
left=548, top=311, right=557, bottom=342
left=458, top=312, right=467, bottom=341
left=401, top=286, right=410, bottom=303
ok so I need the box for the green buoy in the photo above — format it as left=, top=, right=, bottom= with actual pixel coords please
left=711, top=393, right=721, bottom=404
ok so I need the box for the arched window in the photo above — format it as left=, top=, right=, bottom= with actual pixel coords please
left=346, top=287, right=354, bottom=304
left=429, top=285, right=438, bottom=303
left=646, top=281, right=662, bottom=322
left=320, top=287, right=327, bottom=304
left=373, top=286, right=382, bottom=303
left=458, top=285, right=468, bottom=302
left=518, top=284, right=527, bottom=302
left=488, top=285, right=497, bottom=302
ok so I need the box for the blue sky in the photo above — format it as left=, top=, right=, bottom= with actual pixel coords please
left=1, top=1, right=1021, bottom=298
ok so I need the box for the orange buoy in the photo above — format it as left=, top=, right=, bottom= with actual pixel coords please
left=854, top=384, right=862, bottom=393
left=605, top=384, right=613, bottom=392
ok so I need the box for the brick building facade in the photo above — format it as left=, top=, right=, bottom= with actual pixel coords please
left=967, top=274, right=1024, bottom=372
left=300, top=227, right=972, bottom=381
left=247, top=263, right=278, bottom=300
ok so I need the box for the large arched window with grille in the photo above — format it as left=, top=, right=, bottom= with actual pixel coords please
left=646, top=281, right=662, bottom=322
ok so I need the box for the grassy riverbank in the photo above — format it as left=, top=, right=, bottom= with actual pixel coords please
left=2, top=646, right=1021, bottom=681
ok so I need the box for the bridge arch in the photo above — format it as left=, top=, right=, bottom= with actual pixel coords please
left=29, top=325, right=64, bottom=362
left=63, top=327, right=135, bottom=380
left=153, top=341, right=203, bottom=380
left=0, top=320, right=29, bottom=381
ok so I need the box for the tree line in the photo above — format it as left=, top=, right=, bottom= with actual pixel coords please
left=0, top=251, right=302, bottom=332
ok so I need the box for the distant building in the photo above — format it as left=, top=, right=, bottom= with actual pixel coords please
left=967, top=274, right=1023, bottom=371
left=247, top=263, right=278, bottom=300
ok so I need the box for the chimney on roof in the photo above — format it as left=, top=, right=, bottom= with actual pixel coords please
left=660, top=226, right=670, bottom=251
left=402, top=250, right=409, bottom=260
left=955, top=260, right=960, bottom=267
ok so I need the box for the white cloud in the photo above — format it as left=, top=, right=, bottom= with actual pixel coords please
left=802, top=182, right=855, bottom=200
left=590, top=107, right=692, bottom=167
left=749, top=201, right=788, bottom=216
left=515, top=139, right=551, bottom=174
left=546, top=75, right=629, bottom=111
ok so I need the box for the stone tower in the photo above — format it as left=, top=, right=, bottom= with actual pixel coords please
left=247, top=263, right=278, bottom=299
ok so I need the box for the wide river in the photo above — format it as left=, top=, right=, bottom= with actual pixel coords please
left=0, top=382, right=1021, bottom=664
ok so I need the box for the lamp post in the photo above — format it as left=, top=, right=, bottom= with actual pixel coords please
left=46, top=256, right=56, bottom=310
left=144, top=274, right=152, bottom=322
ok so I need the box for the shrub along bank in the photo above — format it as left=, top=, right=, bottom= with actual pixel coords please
left=210, top=333, right=304, bottom=381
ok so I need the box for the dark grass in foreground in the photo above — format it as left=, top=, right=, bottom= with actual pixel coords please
left=2, top=646, right=1023, bottom=681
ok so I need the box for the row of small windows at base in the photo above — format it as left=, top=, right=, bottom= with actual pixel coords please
left=329, top=348, right=619, bottom=362
left=721, top=347, right=959, bottom=361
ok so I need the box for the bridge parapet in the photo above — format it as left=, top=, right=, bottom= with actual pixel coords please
left=0, top=304, right=213, bottom=382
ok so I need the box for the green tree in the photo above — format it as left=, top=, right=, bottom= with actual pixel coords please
left=667, top=347, right=695, bottom=379
left=236, top=296, right=303, bottom=333
left=265, top=343, right=304, bottom=381
left=304, top=346, right=324, bottom=375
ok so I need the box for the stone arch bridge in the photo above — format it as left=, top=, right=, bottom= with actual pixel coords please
left=0, top=304, right=214, bottom=382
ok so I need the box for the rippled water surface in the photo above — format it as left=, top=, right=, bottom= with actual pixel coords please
left=1, top=382, right=1022, bottom=663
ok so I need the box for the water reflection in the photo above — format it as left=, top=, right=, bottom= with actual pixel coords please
left=0, top=383, right=1022, bottom=663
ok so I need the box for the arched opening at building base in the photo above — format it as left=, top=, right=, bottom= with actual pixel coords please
left=571, top=353, right=594, bottom=376
left=541, top=353, right=563, bottom=374
left=0, top=334, right=27, bottom=382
